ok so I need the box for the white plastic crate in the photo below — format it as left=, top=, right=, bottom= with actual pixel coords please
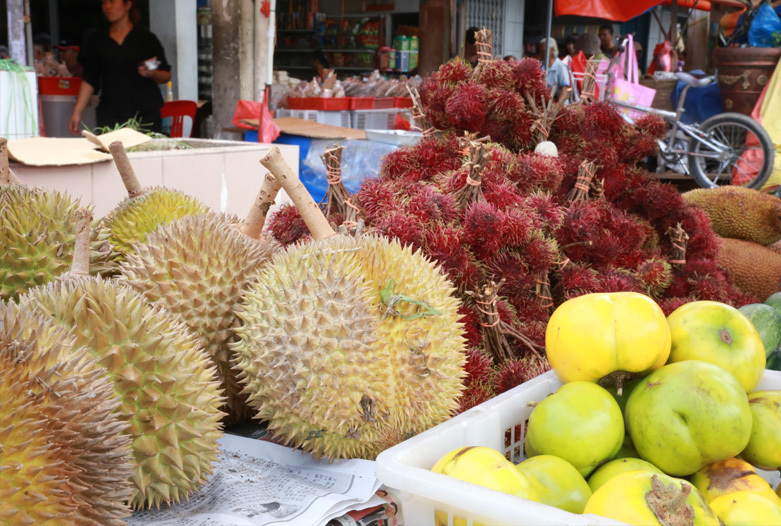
left=315, top=110, right=351, bottom=128
left=375, top=369, right=781, bottom=526
left=352, top=109, right=399, bottom=131
left=288, top=109, right=319, bottom=122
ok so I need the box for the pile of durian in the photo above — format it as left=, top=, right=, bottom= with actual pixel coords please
left=1, top=138, right=467, bottom=523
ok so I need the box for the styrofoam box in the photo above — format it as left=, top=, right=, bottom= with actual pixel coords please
left=375, top=369, right=781, bottom=526
left=352, top=109, right=399, bottom=131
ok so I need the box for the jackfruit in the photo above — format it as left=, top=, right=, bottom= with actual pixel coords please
left=718, top=237, right=781, bottom=301
left=683, top=187, right=781, bottom=246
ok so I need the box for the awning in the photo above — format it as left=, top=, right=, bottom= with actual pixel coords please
left=554, top=0, right=721, bottom=21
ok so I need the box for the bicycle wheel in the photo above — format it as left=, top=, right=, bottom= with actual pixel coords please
left=688, top=112, right=774, bottom=190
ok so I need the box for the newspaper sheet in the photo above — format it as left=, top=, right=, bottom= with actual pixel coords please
left=128, top=434, right=381, bottom=526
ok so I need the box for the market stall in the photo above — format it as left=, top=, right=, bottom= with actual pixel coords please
left=4, top=7, right=781, bottom=526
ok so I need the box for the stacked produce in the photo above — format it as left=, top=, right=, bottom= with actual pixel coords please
left=0, top=301, right=134, bottom=526
left=14, top=208, right=226, bottom=510
left=118, top=165, right=282, bottom=423
left=232, top=148, right=466, bottom=461
left=682, top=186, right=781, bottom=301
left=266, top=42, right=753, bottom=406
left=430, top=292, right=781, bottom=526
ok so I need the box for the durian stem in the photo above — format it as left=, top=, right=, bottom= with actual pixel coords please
left=239, top=173, right=281, bottom=239
left=0, top=138, right=10, bottom=185
left=260, top=147, right=335, bottom=241
left=71, top=208, right=93, bottom=276
left=108, top=141, right=146, bottom=199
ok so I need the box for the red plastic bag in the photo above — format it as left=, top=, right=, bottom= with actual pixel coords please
left=232, top=98, right=281, bottom=143
left=648, top=41, right=673, bottom=75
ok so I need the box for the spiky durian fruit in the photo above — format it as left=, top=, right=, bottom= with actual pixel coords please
left=233, top=234, right=467, bottom=461
left=118, top=212, right=279, bottom=423
left=0, top=302, right=134, bottom=525
left=101, top=141, right=207, bottom=263
left=18, top=207, right=225, bottom=510
left=0, top=184, right=116, bottom=302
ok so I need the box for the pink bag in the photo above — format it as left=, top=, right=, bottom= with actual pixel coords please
left=611, top=34, right=656, bottom=121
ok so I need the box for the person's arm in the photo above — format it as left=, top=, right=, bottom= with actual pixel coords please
left=68, top=80, right=95, bottom=135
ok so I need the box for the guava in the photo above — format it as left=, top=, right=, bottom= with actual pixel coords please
left=741, top=391, right=781, bottom=470
left=515, top=455, right=592, bottom=514
left=625, top=360, right=752, bottom=476
left=525, top=381, right=623, bottom=477
left=667, top=300, right=765, bottom=392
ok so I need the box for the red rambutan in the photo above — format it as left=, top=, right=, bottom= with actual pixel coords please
left=511, top=58, right=548, bottom=104
left=463, top=200, right=508, bottom=260
left=406, top=184, right=459, bottom=225
left=478, top=60, right=515, bottom=91
left=458, top=303, right=484, bottom=348
left=634, top=258, right=673, bottom=297
left=484, top=182, right=525, bottom=210
left=554, top=263, right=603, bottom=300
left=495, top=355, right=550, bottom=394
left=583, top=101, right=627, bottom=141
left=511, top=153, right=565, bottom=194
left=434, top=58, right=473, bottom=85
left=423, top=224, right=484, bottom=290
left=634, top=113, right=667, bottom=139
left=267, top=203, right=310, bottom=246
left=356, top=177, right=401, bottom=223
left=371, top=209, right=425, bottom=250
left=444, top=82, right=489, bottom=133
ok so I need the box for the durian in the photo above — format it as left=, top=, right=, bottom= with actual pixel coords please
left=101, top=141, right=207, bottom=262
left=18, top=209, right=226, bottom=509
left=118, top=173, right=281, bottom=423
left=682, top=186, right=781, bottom=246
left=232, top=148, right=467, bottom=461
left=0, top=301, right=134, bottom=525
left=0, top=139, right=116, bottom=301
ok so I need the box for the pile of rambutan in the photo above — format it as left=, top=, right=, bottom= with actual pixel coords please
left=267, top=51, right=754, bottom=412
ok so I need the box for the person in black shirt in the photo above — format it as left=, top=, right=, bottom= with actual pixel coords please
left=68, top=0, right=171, bottom=134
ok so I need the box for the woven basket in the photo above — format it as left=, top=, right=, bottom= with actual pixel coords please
left=639, top=77, right=678, bottom=112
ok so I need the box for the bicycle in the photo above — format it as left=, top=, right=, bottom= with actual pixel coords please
left=590, top=39, right=775, bottom=190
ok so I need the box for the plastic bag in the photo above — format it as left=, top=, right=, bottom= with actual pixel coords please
left=749, top=2, right=781, bottom=48
left=231, top=98, right=280, bottom=143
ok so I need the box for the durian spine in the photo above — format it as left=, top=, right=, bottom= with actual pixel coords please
left=239, top=173, right=281, bottom=239
left=260, top=147, right=335, bottom=240
left=109, top=140, right=145, bottom=199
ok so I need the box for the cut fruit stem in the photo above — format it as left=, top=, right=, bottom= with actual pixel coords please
left=239, top=173, right=281, bottom=239
left=260, top=147, right=335, bottom=241
left=108, top=141, right=146, bottom=199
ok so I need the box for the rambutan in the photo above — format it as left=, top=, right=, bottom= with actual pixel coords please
left=356, top=177, right=401, bottom=223
left=464, top=346, right=497, bottom=388
left=598, top=269, right=645, bottom=294
left=478, top=60, right=515, bottom=91
left=423, top=224, right=483, bottom=290
left=444, top=82, right=488, bottom=133
left=521, top=234, right=560, bottom=274
left=458, top=382, right=495, bottom=413
left=583, top=101, right=627, bottom=141
left=484, top=182, right=525, bottom=210
left=555, top=263, right=602, bottom=299
left=659, top=296, right=692, bottom=316
left=511, top=153, right=565, bottom=194
left=506, top=111, right=536, bottom=151
left=511, top=58, right=548, bottom=104
left=463, top=200, right=508, bottom=260
left=267, top=203, right=310, bottom=246
left=371, top=209, right=425, bottom=250
left=635, top=113, right=667, bottom=139
left=495, top=355, right=550, bottom=394
left=406, top=184, right=459, bottom=225
left=458, top=303, right=484, bottom=348
left=634, top=258, right=673, bottom=296
left=485, top=89, right=526, bottom=122
left=524, top=193, right=566, bottom=234
left=489, top=251, right=533, bottom=298
left=434, top=58, right=473, bottom=85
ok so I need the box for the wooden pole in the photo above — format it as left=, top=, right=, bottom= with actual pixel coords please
left=671, top=0, right=679, bottom=69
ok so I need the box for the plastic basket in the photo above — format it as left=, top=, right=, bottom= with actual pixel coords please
left=315, top=110, right=352, bottom=128
left=349, top=97, right=375, bottom=110
left=288, top=109, right=319, bottom=122
left=287, top=97, right=313, bottom=110
left=375, top=369, right=781, bottom=526
left=393, top=97, right=413, bottom=109
left=373, top=96, right=395, bottom=109
left=352, top=109, right=398, bottom=130
left=37, top=76, right=81, bottom=96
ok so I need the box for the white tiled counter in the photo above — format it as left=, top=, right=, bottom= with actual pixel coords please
left=12, top=139, right=298, bottom=218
